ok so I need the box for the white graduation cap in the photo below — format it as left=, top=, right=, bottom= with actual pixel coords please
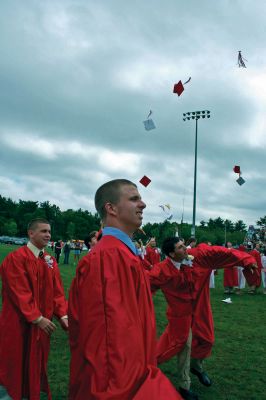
left=159, top=204, right=173, bottom=221
left=143, top=118, right=156, bottom=131
left=236, top=176, right=245, bottom=186
left=222, top=297, right=232, bottom=304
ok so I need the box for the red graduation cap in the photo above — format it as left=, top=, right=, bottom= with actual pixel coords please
left=139, top=175, right=151, bottom=187
left=233, top=165, right=241, bottom=174
left=173, top=80, right=184, bottom=96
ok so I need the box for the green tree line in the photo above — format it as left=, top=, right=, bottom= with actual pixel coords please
left=1, top=195, right=265, bottom=245
left=0, top=196, right=100, bottom=240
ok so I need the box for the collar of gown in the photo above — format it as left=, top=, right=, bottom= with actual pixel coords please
left=27, top=241, right=45, bottom=258
left=170, top=257, right=193, bottom=270
left=102, top=227, right=138, bottom=255
left=169, top=258, right=181, bottom=270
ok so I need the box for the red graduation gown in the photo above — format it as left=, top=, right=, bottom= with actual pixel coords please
left=148, top=245, right=256, bottom=364
left=68, top=235, right=182, bottom=400
left=0, top=246, right=67, bottom=400
left=190, top=245, right=257, bottom=359
left=223, top=268, right=238, bottom=287
left=149, top=257, right=194, bottom=364
left=145, top=246, right=161, bottom=266
left=190, top=267, right=213, bottom=360
left=249, top=249, right=262, bottom=287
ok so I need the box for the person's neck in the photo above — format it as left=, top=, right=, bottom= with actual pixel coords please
left=30, top=240, right=44, bottom=250
left=169, top=257, right=181, bottom=265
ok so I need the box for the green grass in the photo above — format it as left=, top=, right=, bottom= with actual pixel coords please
left=1, top=245, right=266, bottom=399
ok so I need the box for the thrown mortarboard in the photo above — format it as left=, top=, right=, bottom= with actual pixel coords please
left=143, top=118, right=156, bottom=131
left=139, top=175, right=151, bottom=187
left=159, top=204, right=173, bottom=221
left=238, top=51, right=247, bottom=68
left=222, top=297, right=232, bottom=304
left=236, top=176, right=245, bottom=186
left=173, top=77, right=191, bottom=97
left=173, top=80, right=184, bottom=96
left=233, top=165, right=241, bottom=173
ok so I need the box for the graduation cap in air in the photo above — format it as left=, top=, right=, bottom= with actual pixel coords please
left=143, top=110, right=156, bottom=131
left=159, top=204, right=173, bottom=221
left=233, top=165, right=245, bottom=185
left=173, top=77, right=191, bottom=97
left=238, top=51, right=247, bottom=68
left=139, top=175, right=151, bottom=187
left=236, top=176, right=245, bottom=186
left=143, top=118, right=156, bottom=131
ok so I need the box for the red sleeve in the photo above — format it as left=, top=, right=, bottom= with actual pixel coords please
left=69, top=257, right=91, bottom=351
left=144, top=247, right=152, bottom=264
left=68, top=277, right=79, bottom=350
left=148, top=261, right=188, bottom=292
left=148, top=263, right=171, bottom=286
left=1, top=253, right=41, bottom=322
left=52, top=260, right=68, bottom=318
left=147, top=263, right=173, bottom=292
left=188, top=244, right=256, bottom=270
left=139, top=256, right=152, bottom=271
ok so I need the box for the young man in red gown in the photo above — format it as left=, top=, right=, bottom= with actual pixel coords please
left=147, top=237, right=257, bottom=400
left=145, top=237, right=161, bottom=265
left=68, top=179, right=183, bottom=400
left=223, top=242, right=239, bottom=294
left=0, top=218, right=68, bottom=400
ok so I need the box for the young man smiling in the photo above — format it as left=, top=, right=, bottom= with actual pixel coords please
left=0, top=218, right=68, bottom=400
left=68, top=179, right=183, bottom=400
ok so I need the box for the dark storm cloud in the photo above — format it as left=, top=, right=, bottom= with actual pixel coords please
left=0, top=0, right=265, bottom=226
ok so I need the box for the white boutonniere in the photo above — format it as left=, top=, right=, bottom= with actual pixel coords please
left=44, top=255, right=54, bottom=269
left=182, top=254, right=194, bottom=267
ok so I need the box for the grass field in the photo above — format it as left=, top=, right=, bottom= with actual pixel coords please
left=0, top=244, right=266, bottom=400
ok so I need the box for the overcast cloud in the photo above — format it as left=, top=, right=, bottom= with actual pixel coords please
left=0, top=0, right=265, bottom=227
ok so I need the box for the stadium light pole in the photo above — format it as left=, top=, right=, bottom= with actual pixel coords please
left=183, top=110, right=211, bottom=238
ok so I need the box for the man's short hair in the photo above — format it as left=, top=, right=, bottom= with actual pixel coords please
left=94, top=179, right=137, bottom=219
left=27, top=218, right=50, bottom=231
left=84, top=231, right=97, bottom=249
left=162, top=237, right=180, bottom=257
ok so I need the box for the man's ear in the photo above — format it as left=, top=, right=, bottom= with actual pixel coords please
left=104, top=202, right=117, bottom=216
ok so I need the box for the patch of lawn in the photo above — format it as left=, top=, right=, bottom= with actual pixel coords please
left=1, top=245, right=265, bottom=399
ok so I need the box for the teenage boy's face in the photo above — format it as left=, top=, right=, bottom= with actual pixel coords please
left=170, top=241, right=188, bottom=262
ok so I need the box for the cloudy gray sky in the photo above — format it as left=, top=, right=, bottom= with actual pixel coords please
left=0, top=0, right=265, bottom=227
